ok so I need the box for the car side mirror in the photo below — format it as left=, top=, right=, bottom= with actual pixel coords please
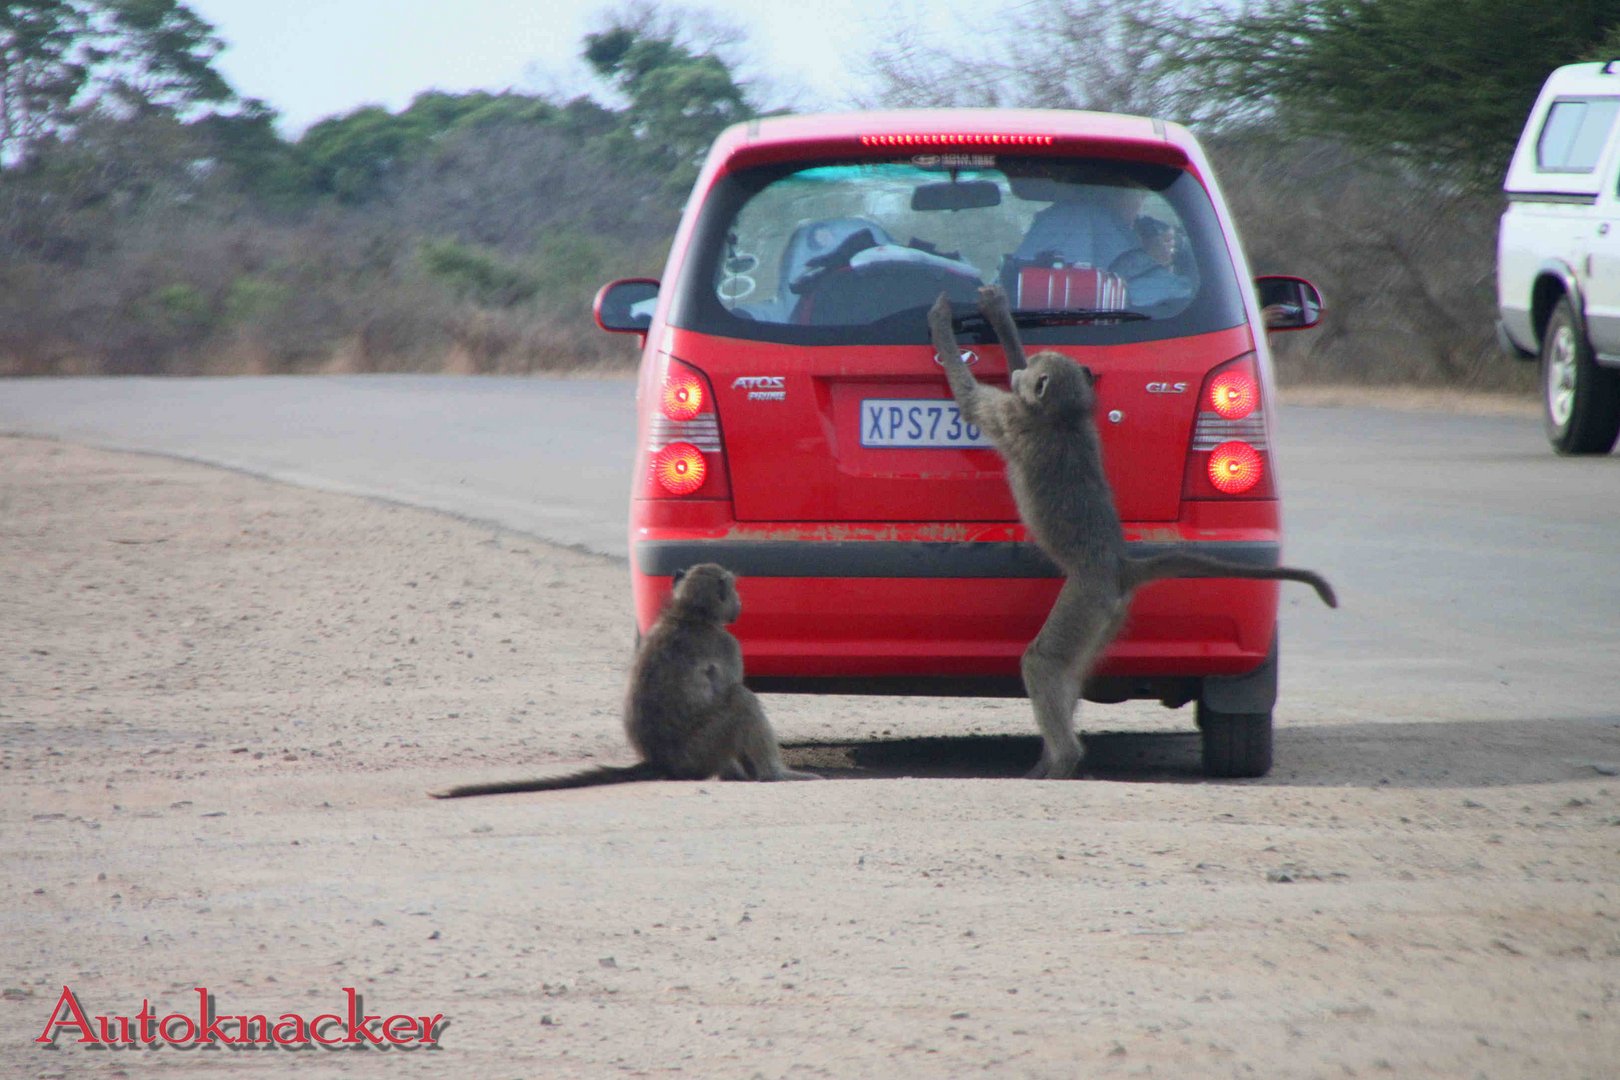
left=594, top=278, right=660, bottom=334
left=1255, top=275, right=1323, bottom=331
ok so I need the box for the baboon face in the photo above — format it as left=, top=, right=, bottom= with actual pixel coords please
left=672, top=563, right=742, bottom=623
left=1011, top=352, right=1096, bottom=417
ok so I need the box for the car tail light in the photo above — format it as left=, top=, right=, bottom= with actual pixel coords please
left=641, top=357, right=729, bottom=499
left=651, top=442, right=707, bottom=495
left=1183, top=354, right=1274, bottom=500
left=1207, top=370, right=1258, bottom=420
left=660, top=369, right=705, bottom=421
left=1206, top=440, right=1263, bottom=494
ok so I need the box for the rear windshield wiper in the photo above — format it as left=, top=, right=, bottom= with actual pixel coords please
left=953, top=307, right=1150, bottom=329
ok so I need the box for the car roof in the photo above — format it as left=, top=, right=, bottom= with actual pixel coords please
left=739, top=108, right=1172, bottom=144
left=1503, top=62, right=1620, bottom=195
left=704, top=108, right=1199, bottom=173
left=1534, top=60, right=1620, bottom=98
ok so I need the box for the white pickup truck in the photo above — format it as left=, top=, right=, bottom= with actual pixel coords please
left=1498, top=60, right=1620, bottom=455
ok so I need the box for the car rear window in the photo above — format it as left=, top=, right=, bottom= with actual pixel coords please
left=668, top=155, right=1248, bottom=347
left=1536, top=97, right=1620, bottom=173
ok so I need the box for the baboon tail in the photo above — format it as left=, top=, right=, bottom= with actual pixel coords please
left=430, top=761, right=664, bottom=798
left=1121, top=553, right=1337, bottom=608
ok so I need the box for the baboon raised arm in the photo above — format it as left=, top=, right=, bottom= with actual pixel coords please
left=929, top=286, right=1335, bottom=780
left=432, top=564, right=816, bottom=797
left=974, top=286, right=1028, bottom=373
left=928, top=301, right=1016, bottom=444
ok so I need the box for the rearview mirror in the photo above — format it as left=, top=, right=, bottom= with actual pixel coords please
left=594, top=278, right=659, bottom=334
left=911, top=180, right=1002, bottom=212
left=1255, top=275, right=1323, bottom=331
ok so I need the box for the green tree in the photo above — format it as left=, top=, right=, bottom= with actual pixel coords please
left=2, top=0, right=253, bottom=166
left=1167, top=0, right=1620, bottom=188
left=402, top=88, right=556, bottom=132
left=97, top=0, right=233, bottom=115
left=190, top=96, right=301, bottom=200
left=296, top=105, right=423, bottom=202
left=583, top=5, right=755, bottom=191
left=293, top=90, right=564, bottom=203
left=419, top=238, right=539, bottom=307
left=0, top=1, right=94, bottom=161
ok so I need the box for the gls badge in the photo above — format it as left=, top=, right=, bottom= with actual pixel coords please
left=1146, top=381, right=1189, bottom=394
left=733, top=375, right=786, bottom=402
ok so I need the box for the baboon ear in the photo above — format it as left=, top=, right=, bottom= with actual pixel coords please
left=1034, top=373, right=1051, bottom=400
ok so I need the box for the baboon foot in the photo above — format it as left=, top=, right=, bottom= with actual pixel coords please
left=1025, top=746, right=1083, bottom=780
left=763, top=766, right=821, bottom=781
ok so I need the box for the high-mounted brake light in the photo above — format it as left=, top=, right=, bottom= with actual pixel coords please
left=640, top=357, right=729, bottom=500
left=859, top=134, right=1055, bottom=147
left=1183, top=354, right=1273, bottom=500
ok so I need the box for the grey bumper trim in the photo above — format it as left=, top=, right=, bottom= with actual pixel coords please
left=635, top=539, right=1281, bottom=578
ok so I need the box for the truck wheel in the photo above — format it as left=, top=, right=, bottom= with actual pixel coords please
left=1542, top=299, right=1620, bottom=455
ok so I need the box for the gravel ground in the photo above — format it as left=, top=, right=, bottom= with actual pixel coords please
left=2, top=435, right=1616, bottom=1079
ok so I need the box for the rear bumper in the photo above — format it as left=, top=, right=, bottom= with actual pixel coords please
left=635, top=538, right=1280, bottom=578
left=630, top=518, right=1283, bottom=697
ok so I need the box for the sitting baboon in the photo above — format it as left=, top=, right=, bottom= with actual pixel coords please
left=432, top=563, right=816, bottom=797
left=928, top=286, right=1336, bottom=780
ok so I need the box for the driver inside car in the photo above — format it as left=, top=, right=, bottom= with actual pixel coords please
left=1013, top=177, right=1148, bottom=270
left=1010, top=177, right=1193, bottom=310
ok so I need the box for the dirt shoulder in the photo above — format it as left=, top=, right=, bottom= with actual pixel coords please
left=2, top=435, right=1614, bottom=1078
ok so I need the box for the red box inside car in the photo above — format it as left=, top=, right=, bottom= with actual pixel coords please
left=1016, top=266, right=1127, bottom=311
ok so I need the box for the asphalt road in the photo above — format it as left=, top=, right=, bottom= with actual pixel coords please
left=4, top=374, right=1617, bottom=735
left=0, top=375, right=638, bottom=558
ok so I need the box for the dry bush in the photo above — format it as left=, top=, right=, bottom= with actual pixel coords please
left=0, top=120, right=672, bottom=376
left=859, top=0, right=1200, bottom=117
left=1212, top=138, right=1533, bottom=391
left=381, top=124, right=673, bottom=255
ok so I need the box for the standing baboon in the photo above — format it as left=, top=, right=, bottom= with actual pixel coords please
left=928, top=286, right=1336, bottom=780
left=432, top=564, right=816, bottom=797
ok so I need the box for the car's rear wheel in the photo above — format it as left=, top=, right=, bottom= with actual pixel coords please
left=1197, top=706, right=1273, bottom=778
left=1197, top=630, right=1277, bottom=778
left=1542, top=298, right=1620, bottom=455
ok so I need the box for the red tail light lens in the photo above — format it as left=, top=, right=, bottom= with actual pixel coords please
left=1183, top=354, right=1274, bottom=500
left=1207, top=440, right=1263, bottom=494
left=640, top=357, right=728, bottom=500
left=1207, top=371, right=1257, bottom=420
left=651, top=442, right=707, bottom=496
left=660, top=371, right=705, bottom=421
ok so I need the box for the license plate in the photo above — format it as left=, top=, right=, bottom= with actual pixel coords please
left=860, top=399, right=992, bottom=448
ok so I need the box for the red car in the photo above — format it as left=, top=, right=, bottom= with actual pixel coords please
left=595, top=110, right=1322, bottom=778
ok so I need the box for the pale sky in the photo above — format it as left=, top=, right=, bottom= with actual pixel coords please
left=185, top=0, right=949, bottom=134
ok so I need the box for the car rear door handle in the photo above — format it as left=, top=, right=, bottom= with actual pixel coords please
left=1601, top=223, right=1612, bottom=236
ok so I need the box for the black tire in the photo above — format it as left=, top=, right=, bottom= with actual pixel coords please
left=1198, top=705, right=1273, bottom=778
left=1541, top=298, right=1620, bottom=456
